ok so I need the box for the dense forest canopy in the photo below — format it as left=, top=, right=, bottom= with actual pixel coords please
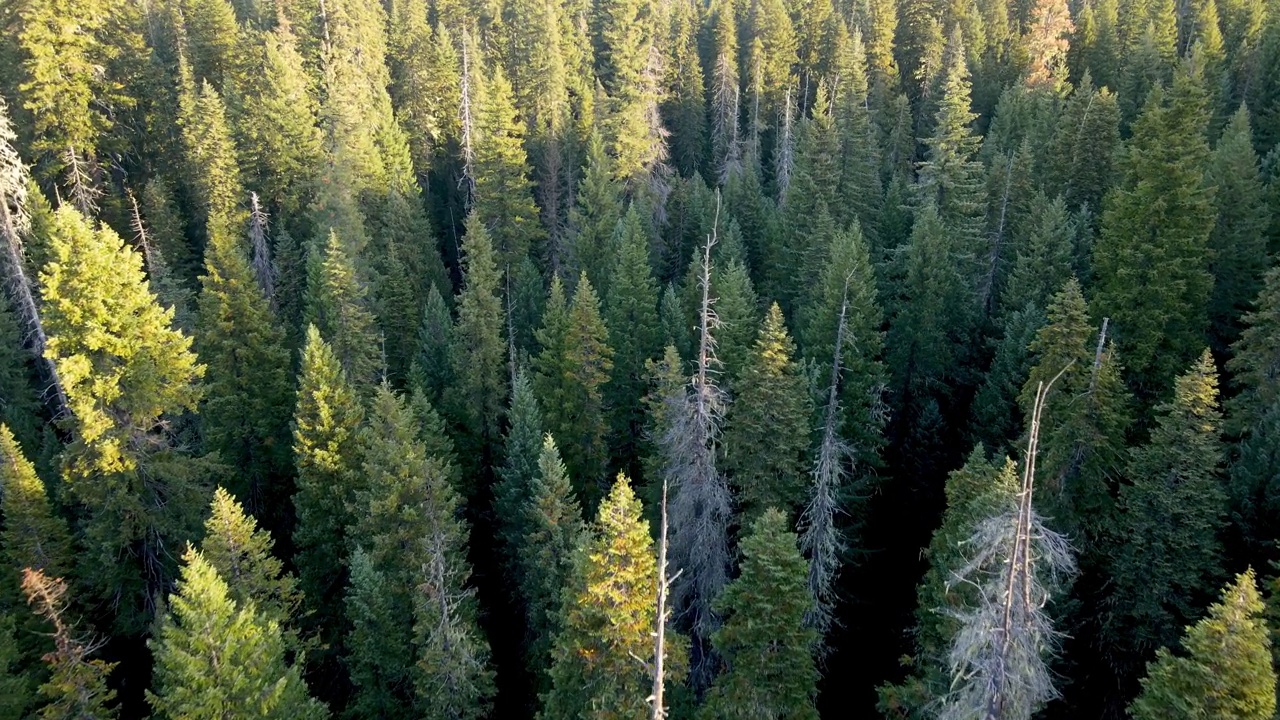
left=0, top=0, right=1279, bottom=717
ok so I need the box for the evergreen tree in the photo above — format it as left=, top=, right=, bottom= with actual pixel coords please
left=303, top=230, right=382, bottom=390
left=663, top=0, right=708, bottom=177
left=1107, top=350, right=1226, bottom=670
left=409, top=284, right=455, bottom=407
left=39, top=206, right=207, bottom=633
left=20, top=569, right=117, bottom=719
left=1206, top=104, right=1271, bottom=353
left=0, top=613, right=34, bottom=720
left=0, top=425, right=71, bottom=579
left=568, top=132, right=625, bottom=291
left=447, top=213, right=508, bottom=478
left=1228, top=265, right=1280, bottom=431
left=708, top=258, right=762, bottom=384
left=746, top=0, right=799, bottom=131
left=1093, top=66, right=1216, bottom=395
left=518, top=435, right=587, bottom=687
left=917, top=28, right=987, bottom=285
left=541, top=475, right=662, bottom=719
left=0, top=301, right=43, bottom=470
left=147, top=547, right=325, bottom=720
left=700, top=508, right=820, bottom=720
left=177, top=66, right=246, bottom=247
left=832, top=26, right=883, bottom=241
left=535, top=274, right=615, bottom=506
left=723, top=303, right=814, bottom=519
left=199, top=488, right=301, bottom=636
left=1130, top=570, right=1276, bottom=720
left=495, top=369, right=545, bottom=568
left=291, top=325, right=365, bottom=643
left=604, top=206, right=662, bottom=476
left=1046, top=73, right=1120, bottom=216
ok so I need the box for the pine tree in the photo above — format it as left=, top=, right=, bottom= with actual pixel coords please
left=0, top=613, right=34, bottom=720
left=709, top=258, right=762, bottom=384
left=917, top=27, right=987, bottom=284
left=199, top=488, right=301, bottom=637
left=409, top=284, right=455, bottom=406
left=291, top=325, right=365, bottom=644
left=0, top=300, right=42, bottom=457
left=177, top=66, right=246, bottom=248
left=176, top=0, right=241, bottom=90
left=1046, top=74, right=1121, bottom=216
left=303, top=230, right=382, bottom=390
left=708, top=0, right=741, bottom=182
left=518, top=435, right=587, bottom=687
left=1130, top=570, right=1276, bottom=720
left=663, top=0, right=707, bottom=177
left=701, top=508, right=820, bottom=720
left=542, top=474, right=661, bottom=719
left=723, top=303, right=813, bottom=519
left=568, top=131, right=625, bottom=291
left=1228, top=265, right=1280, bottom=431
left=447, top=213, right=508, bottom=477
left=147, top=547, right=325, bottom=720
left=1206, top=104, right=1270, bottom=354
left=196, top=207, right=293, bottom=519
left=348, top=386, right=493, bottom=720
left=495, top=370, right=545, bottom=569
left=1107, top=350, right=1226, bottom=670
left=473, top=64, right=546, bottom=272
left=1093, top=65, right=1216, bottom=395
left=20, top=569, right=117, bottom=719
left=39, top=205, right=207, bottom=632
left=534, top=274, right=614, bottom=506
left=746, top=0, right=799, bottom=131
left=782, top=88, right=840, bottom=294
left=0, top=425, right=71, bottom=580
left=604, top=206, right=662, bottom=476
left=832, top=25, right=883, bottom=241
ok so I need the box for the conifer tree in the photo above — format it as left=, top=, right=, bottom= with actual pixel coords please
left=147, top=547, right=325, bottom=720
left=917, top=28, right=987, bottom=280
left=0, top=301, right=42, bottom=459
left=177, top=67, right=246, bottom=247
left=832, top=26, right=883, bottom=240
left=663, top=0, right=708, bottom=177
left=1206, top=104, right=1270, bottom=353
left=709, top=0, right=741, bottom=182
left=724, top=303, right=813, bottom=519
left=1046, top=74, right=1120, bottom=215
left=568, top=132, right=624, bottom=291
left=604, top=206, right=662, bottom=474
left=473, top=64, right=546, bottom=272
left=196, top=208, right=293, bottom=517
left=291, top=325, right=365, bottom=643
left=1130, top=570, right=1276, bottom=720
left=701, top=509, right=819, bottom=720
left=0, top=425, right=71, bottom=579
left=495, top=370, right=545, bottom=568
left=20, top=569, right=117, bottom=719
left=1228, top=265, right=1280, bottom=431
left=303, top=230, right=382, bottom=390
left=1107, top=350, right=1226, bottom=669
left=783, top=88, right=840, bottom=291
left=40, top=206, right=207, bottom=632
left=518, top=435, right=587, bottom=686
left=1093, top=65, right=1216, bottom=394
left=199, top=488, right=301, bottom=636
left=535, top=274, right=614, bottom=506
left=0, top=613, right=33, bottom=720
left=708, top=258, right=762, bottom=384
left=409, top=284, right=455, bottom=407
left=447, top=213, right=508, bottom=476
left=746, top=0, right=799, bottom=131
left=228, top=18, right=324, bottom=224
left=542, top=475, right=662, bottom=719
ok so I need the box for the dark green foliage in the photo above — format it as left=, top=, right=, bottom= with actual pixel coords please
left=494, top=370, right=545, bottom=568
left=723, top=304, right=814, bottom=519
left=0, top=614, right=34, bottom=720
left=700, top=509, right=819, bottom=720
left=408, top=283, right=454, bottom=406
left=303, top=230, right=382, bottom=390
left=1130, top=570, right=1276, bottom=720
left=0, top=298, right=41, bottom=452
left=567, top=132, right=623, bottom=291
left=1107, top=350, right=1226, bottom=667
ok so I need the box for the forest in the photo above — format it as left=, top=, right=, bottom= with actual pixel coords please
left=0, top=0, right=1279, bottom=716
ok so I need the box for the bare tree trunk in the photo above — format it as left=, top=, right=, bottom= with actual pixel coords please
left=248, top=193, right=276, bottom=306
left=649, top=477, right=681, bottom=720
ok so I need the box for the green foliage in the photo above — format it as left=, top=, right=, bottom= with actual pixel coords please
left=177, top=68, right=245, bottom=244
left=568, top=132, right=624, bottom=291
left=0, top=298, right=42, bottom=453
left=1130, top=570, right=1276, bottom=720
left=303, top=230, right=382, bottom=390
left=700, top=509, right=820, bottom=720
left=0, top=613, right=34, bottom=720
left=724, top=304, right=814, bottom=519
left=534, top=273, right=614, bottom=506
left=1107, top=350, right=1226, bottom=666
left=518, top=435, right=586, bottom=689
left=0, top=425, right=71, bottom=580
left=147, top=547, right=325, bottom=720
left=291, top=326, right=365, bottom=643
left=542, top=475, right=661, bottom=720
left=473, top=64, right=545, bottom=272
left=1093, top=67, right=1216, bottom=395
left=495, top=370, right=546, bottom=570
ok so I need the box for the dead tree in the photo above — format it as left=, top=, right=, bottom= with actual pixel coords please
left=248, top=193, right=276, bottom=306
left=646, top=477, right=682, bottom=720
left=941, top=364, right=1077, bottom=720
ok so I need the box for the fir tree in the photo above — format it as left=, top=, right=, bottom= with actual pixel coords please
left=0, top=613, right=34, bottom=720
left=724, top=303, right=814, bottom=519
left=1093, top=66, right=1216, bottom=395
left=604, top=206, right=662, bottom=476
left=0, top=301, right=42, bottom=462
left=832, top=26, right=883, bottom=241
left=1130, top=570, right=1276, bottom=720
left=39, top=206, right=207, bottom=633
left=1206, top=104, right=1271, bottom=354
left=147, top=547, right=325, bottom=720
left=303, top=230, right=382, bottom=390
left=542, top=474, right=661, bottom=719
left=291, top=325, right=365, bottom=644
left=409, top=283, right=455, bottom=407
left=663, top=0, right=708, bottom=177
left=177, top=67, right=246, bottom=247
left=535, top=274, right=615, bottom=506
left=1107, top=350, right=1226, bottom=670
left=518, top=435, right=587, bottom=687
left=568, top=132, right=625, bottom=291
left=447, top=213, right=508, bottom=478
left=0, top=424, right=71, bottom=579
left=1045, top=74, right=1120, bottom=216
left=700, top=508, right=820, bottom=720
left=494, top=369, right=545, bottom=569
